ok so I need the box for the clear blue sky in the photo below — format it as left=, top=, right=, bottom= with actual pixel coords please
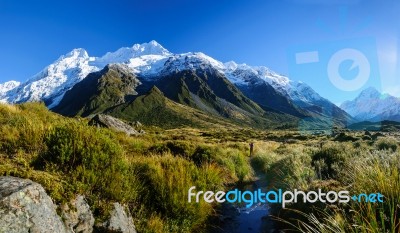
left=0, top=0, right=399, bottom=103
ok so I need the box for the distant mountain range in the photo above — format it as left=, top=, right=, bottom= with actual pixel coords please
left=341, top=87, right=400, bottom=122
left=5, top=40, right=395, bottom=129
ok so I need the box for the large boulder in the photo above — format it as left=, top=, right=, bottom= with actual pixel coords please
left=89, top=114, right=140, bottom=136
left=0, top=176, right=67, bottom=233
left=97, top=203, right=136, bottom=233
left=61, top=195, right=95, bottom=233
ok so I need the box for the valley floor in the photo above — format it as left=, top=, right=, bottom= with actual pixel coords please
left=0, top=103, right=399, bottom=233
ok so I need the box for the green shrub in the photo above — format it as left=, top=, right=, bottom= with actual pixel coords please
left=42, top=122, right=122, bottom=172
left=375, top=137, right=398, bottom=151
left=311, top=143, right=349, bottom=180
left=334, top=132, right=358, bottom=142
left=36, top=121, right=136, bottom=203
left=191, top=145, right=214, bottom=166
left=148, top=143, right=171, bottom=155
left=148, top=140, right=194, bottom=157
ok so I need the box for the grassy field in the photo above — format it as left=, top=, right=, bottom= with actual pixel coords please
left=0, top=102, right=399, bottom=232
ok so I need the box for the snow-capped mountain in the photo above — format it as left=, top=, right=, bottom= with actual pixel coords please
left=0, top=81, right=20, bottom=102
left=341, top=87, right=400, bottom=122
left=0, top=40, right=352, bottom=125
left=0, top=40, right=171, bottom=108
left=221, top=61, right=352, bottom=123
left=222, top=62, right=319, bottom=105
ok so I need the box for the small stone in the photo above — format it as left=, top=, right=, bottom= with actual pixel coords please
left=99, top=203, right=136, bottom=233
left=61, top=195, right=94, bottom=233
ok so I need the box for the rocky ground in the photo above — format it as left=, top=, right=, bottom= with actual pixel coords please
left=0, top=176, right=137, bottom=233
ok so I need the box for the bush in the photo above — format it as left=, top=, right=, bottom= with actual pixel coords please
left=191, top=146, right=214, bottom=166
left=311, top=143, right=349, bottom=180
left=37, top=122, right=136, bottom=203
left=42, top=122, right=122, bottom=172
left=375, top=137, right=398, bottom=151
left=148, top=140, right=194, bottom=157
left=334, top=132, right=358, bottom=142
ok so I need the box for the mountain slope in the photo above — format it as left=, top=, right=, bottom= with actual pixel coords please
left=2, top=49, right=98, bottom=108
left=0, top=40, right=352, bottom=127
left=52, top=64, right=236, bottom=129
left=106, top=86, right=238, bottom=128
left=224, top=62, right=353, bottom=126
left=54, top=63, right=295, bottom=129
left=341, top=87, right=400, bottom=122
left=154, top=67, right=265, bottom=118
left=53, top=64, right=141, bottom=117
left=0, top=81, right=20, bottom=102
left=0, top=41, right=169, bottom=108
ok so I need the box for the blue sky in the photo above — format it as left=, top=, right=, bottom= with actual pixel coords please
left=0, top=0, right=399, bottom=104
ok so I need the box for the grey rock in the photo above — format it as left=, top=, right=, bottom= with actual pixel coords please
left=0, top=176, right=67, bottom=233
left=101, top=203, right=136, bottom=233
left=89, top=114, right=140, bottom=136
left=61, top=195, right=94, bottom=233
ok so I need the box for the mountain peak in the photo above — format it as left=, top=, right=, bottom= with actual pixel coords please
left=360, top=86, right=380, bottom=95
left=340, top=86, right=400, bottom=121
left=131, top=40, right=171, bottom=56
left=224, top=61, right=238, bottom=71
left=65, top=48, right=89, bottom=59
left=94, top=40, right=171, bottom=67
left=357, top=87, right=382, bottom=100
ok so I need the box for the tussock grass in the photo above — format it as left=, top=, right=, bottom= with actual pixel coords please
left=1, top=103, right=399, bottom=232
left=262, top=136, right=400, bottom=233
left=0, top=102, right=254, bottom=232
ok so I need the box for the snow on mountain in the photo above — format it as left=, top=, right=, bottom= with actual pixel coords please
left=159, top=52, right=225, bottom=76
left=222, top=61, right=325, bottom=107
left=2, top=48, right=98, bottom=108
left=92, top=40, right=171, bottom=68
left=223, top=61, right=290, bottom=88
left=0, top=40, right=333, bottom=113
left=0, top=81, right=20, bottom=102
left=0, top=81, right=20, bottom=94
left=0, top=41, right=172, bottom=108
left=340, top=87, right=400, bottom=121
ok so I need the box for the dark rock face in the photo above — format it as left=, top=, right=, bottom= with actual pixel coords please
left=235, top=81, right=305, bottom=117
left=0, top=176, right=67, bottom=233
left=61, top=195, right=95, bottom=233
left=89, top=114, right=140, bottom=136
left=154, top=69, right=265, bottom=118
